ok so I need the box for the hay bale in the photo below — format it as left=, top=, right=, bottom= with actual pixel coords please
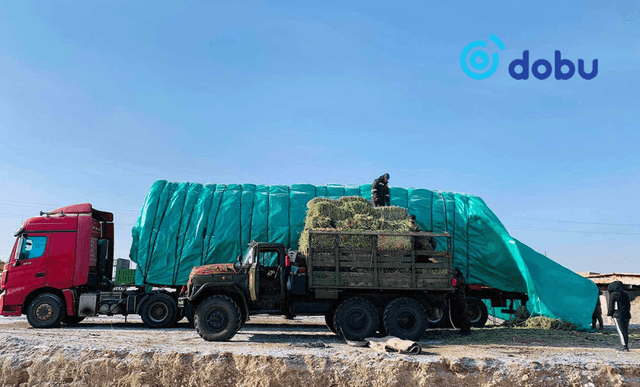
left=307, top=197, right=333, bottom=208
left=338, top=196, right=370, bottom=204
left=306, top=201, right=349, bottom=222
left=374, top=206, right=409, bottom=221
left=299, top=198, right=416, bottom=254
left=341, top=201, right=375, bottom=217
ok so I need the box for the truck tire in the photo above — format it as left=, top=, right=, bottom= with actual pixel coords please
left=325, top=312, right=337, bottom=334
left=140, top=293, right=177, bottom=328
left=26, top=294, right=66, bottom=328
left=185, top=304, right=195, bottom=327
left=62, top=316, right=85, bottom=326
left=194, top=295, right=241, bottom=341
left=427, top=302, right=450, bottom=328
left=333, top=298, right=379, bottom=341
left=466, top=297, right=489, bottom=328
left=383, top=298, right=428, bottom=341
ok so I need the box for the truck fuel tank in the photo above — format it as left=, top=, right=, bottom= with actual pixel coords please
left=78, top=294, right=98, bottom=317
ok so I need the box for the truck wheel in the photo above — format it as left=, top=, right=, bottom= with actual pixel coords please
left=427, top=302, right=450, bottom=328
left=140, top=293, right=177, bottom=328
left=466, top=297, right=489, bottom=328
left=194, top=295, right=241, bottom=341
left=62, top=316, right=85, bottom=326
left=383, top=298, right=428, bottom=341
left=26, top=294, right=66, bottom=328
left=325, top=312, right=337, bottom=334
left=185, top=304, right=195, bottom=327
left=333, top=298, right=379, bottom=341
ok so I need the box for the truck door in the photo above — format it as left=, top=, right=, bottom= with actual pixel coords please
left=6, top=234, right=51, bottom=293
left=256, top=247, right=283, bottom=310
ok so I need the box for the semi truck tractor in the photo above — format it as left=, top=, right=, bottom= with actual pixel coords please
left=0, top=204, right=182, bottom=328
left=185, top=229, right=459, bottom=341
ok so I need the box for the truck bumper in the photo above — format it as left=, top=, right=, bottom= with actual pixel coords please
left=0, top=293, right=21, bottom=316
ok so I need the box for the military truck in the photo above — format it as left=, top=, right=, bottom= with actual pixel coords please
left=184, top=230, right=458, bottom=341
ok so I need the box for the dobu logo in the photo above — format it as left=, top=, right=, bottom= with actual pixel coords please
left=461, top=36, right=599, bottom=80
left=460, top=34, right=506, bottom=80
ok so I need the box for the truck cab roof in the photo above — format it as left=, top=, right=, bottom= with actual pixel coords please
left=15, top=203, right=113, bottom=235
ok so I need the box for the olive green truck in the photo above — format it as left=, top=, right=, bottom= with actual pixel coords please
left=183, top=230, right=464, bottom=342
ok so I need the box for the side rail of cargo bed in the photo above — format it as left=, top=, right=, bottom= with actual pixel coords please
left=306, top=230, right=453, bottom=291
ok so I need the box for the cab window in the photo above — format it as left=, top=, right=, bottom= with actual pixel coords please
left=19, top=236, right=47, bottom=260
left=259, top=251, right=279, bottom=268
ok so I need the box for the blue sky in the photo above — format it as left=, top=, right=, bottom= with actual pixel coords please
left=0, top=1, right=639, bottom=273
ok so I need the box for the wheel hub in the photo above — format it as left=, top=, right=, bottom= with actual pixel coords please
left=396, top=311, right=417, bottom=331
left=149, top=302, right=169, bottom=322
left=35, top=303, right=54, bottom=322
left=206, top=309, right=228, bottom=331
left=346, top=310, right=367, bottom=332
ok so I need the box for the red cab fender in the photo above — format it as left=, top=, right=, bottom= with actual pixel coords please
left=62, top=289, right=77, bottom=316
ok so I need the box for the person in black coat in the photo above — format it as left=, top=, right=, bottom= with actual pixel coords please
left=409, top=215, right=437, bottom=255
left=607, top=281, right=631, bottom=351
left=371, top=173, right=390, bottom=207
left=450, top=268, right=471, bottom=336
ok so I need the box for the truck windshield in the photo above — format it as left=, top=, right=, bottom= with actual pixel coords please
left=242, top=246, right=255, bottom=265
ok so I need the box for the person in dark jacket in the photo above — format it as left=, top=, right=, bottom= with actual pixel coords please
left=607, top=281, right=631, bottom=351
left=409, top=215, right=437, bottom=254
left=450, top=268, right=471, bottom=336
left=371, top=173, right=390, bottom=207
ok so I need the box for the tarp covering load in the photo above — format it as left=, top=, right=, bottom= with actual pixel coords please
left=130, top=180, right=598, bottom=329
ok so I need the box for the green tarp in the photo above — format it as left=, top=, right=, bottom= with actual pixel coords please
left=130, top=180, right=598, bottom=329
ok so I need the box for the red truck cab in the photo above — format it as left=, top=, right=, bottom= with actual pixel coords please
left=0, top=204, right=114, bottom=327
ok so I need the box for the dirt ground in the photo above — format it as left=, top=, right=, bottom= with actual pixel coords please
left=0, top=311, right=639, bottom=387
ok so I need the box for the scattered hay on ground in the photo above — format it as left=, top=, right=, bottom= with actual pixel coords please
left=525, top=317, right=577, bottom=331
left=502, top=306, right=576, bottom=331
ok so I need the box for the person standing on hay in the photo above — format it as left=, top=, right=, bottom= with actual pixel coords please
left=607, top=281, right=631, bottom=351
left=371, top=173, right=391, bottom=207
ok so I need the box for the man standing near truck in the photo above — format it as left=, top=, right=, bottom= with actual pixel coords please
left=450, top=268, right=471, bottom=336
left=371, top=173, right=390, bottom=207
left=607, top=281, right=631, bottom=351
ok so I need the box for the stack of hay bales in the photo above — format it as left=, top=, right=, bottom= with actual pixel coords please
left=298, top=196, right=414, bottom=254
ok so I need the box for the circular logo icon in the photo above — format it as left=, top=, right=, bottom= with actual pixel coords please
left=460, top=34, right=505, bottom=80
